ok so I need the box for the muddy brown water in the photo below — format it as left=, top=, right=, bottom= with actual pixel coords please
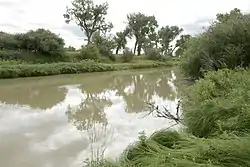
left=0, top=68, right=183, bottom=167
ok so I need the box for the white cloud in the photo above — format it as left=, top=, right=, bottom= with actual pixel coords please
left=0, top=0, right=250, bottom=48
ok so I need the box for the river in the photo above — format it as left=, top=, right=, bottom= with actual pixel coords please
left=0, top=68, right=183, bottom=167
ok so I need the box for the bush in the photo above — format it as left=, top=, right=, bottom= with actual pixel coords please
left=80, top=44, right=101, bottom=60
left=0, top=29, right=65, bottom=55
left=0, top=50, right=23, bottom=60
left=0, top=50, right=67, bottom=63
left=108, top=54, right=116, bottom=62
left=181, top=9, right=250, bottom=78
left=18, top=29, right=65, bottom=55
left=183, top=69, right=250, bottom=138
left=145, top=48, right=162, bottom=60
left=122, top=48, right=134, bottom=62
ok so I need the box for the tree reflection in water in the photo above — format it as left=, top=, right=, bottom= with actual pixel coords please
left=66, top=93, right=112, bottom=131
left=66, top=69, right=179, bottom=132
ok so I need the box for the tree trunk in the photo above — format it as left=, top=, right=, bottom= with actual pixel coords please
left=137, top=43, right=142, bottom=56
left=115, top=47, right=119, bottom=55
left=87, top=36, right=91, bottom=45
left=133, top=40, right=138, bottom=55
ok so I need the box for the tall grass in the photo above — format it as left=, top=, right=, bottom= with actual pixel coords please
left=183, top=69, right=250, bottom=138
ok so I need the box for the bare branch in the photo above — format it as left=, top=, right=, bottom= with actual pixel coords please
left=142, top=100, right=184, bottom=125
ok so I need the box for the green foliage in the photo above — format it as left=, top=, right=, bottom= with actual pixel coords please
left=0, top=29, right=65, bottom=56
left=181, top=8, right=250, bottom=78
left=145, top=48, right=162, bottom=60
left=64, top=0, right=113, bottom=44
left=175, top=34, right=192, bottom=57
left=80, top=44, right=101, bottom=60
left=91, top=32, right=115, bottom=59
left=180, top=37, right=203, bottom=78
left=114, top=31, right=128, bottom=54
left=0, top=61, right=170, bottom=79
left=158, top=26, right=183, bottom=56
left=0, top=60, right=26, bottom=65
left=122, top=48, right=134, bottom=62
left=0, top=32, right=20, bottom=50
left=117, top=131, right=250, bottom=167
left=65, top=45, right=76, bottom=52
left=183, top=69, right=250, bottom=138
left=0, top=50, right=68, bottom=63
left=24, top=29, right=65, bottom=55
left=126, top=13, right=158, bottom=55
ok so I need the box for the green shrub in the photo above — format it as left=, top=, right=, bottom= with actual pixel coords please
left=80, top=44, right=101, bottom=60
left=181, top=9, right=250, bottom=78
left=183, top=69, right=250, bottom=138
left=145, top=48, right=162, bottom=60
left=65, top=51, right=81, bottom=62
left=108, top=54, right=116, bottom=62
left=0, top=50, right=67, bottom=63
left=0, top=50, right=23, bottom=60
left=122, top=48, right=134, bottom=62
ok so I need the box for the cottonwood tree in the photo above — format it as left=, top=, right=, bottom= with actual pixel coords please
left=158, top=26, right=183, bottom=56
left=113, top=28, right=130, bottom=54
left=63, top=0, right=113, bottom=45
left=126, top=13, right=158, bottom=55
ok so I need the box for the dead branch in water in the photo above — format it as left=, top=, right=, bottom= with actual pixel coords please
left=142, top=99, right=184, bottom=125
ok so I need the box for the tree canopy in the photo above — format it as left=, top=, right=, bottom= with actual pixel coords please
left=126, top=13, right=158, bottom=55
left=0, top=29, right=65, bottom=55
left=64, top=0, right=113, bottom=45
left=181, top=8, right=250, bottom=78
left=158, top=26, right=183, bottom=56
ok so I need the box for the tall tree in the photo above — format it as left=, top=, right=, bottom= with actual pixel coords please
left=126, top=13, right=158, bottom=55
left=63, top=0, right=113, bottom=45
left=158, top=26, right=183, bottom=56
left=113, top=29, right=130, bottom=54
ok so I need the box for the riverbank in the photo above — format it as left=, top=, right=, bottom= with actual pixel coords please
left=89, top=68, right=250, bottom=167
left=0, top=60, right=174, bottom=79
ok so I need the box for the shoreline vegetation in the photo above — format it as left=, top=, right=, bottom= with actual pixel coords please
left=84, top=8, right=250, bottom=167
left=0, top=60, right=175, bottom=79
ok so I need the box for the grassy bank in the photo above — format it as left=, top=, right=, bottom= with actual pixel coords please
left=0, top=60, right=173, bottom=79
left=89, top=68, right=250, bottom=167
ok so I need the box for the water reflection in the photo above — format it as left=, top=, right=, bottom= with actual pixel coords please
left=66, top=69, right=179, bottom=132
left=0, top=68, right=182, bottom=167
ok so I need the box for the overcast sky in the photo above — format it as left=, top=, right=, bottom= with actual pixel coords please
left=0, top=0, right=250, bottom=49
